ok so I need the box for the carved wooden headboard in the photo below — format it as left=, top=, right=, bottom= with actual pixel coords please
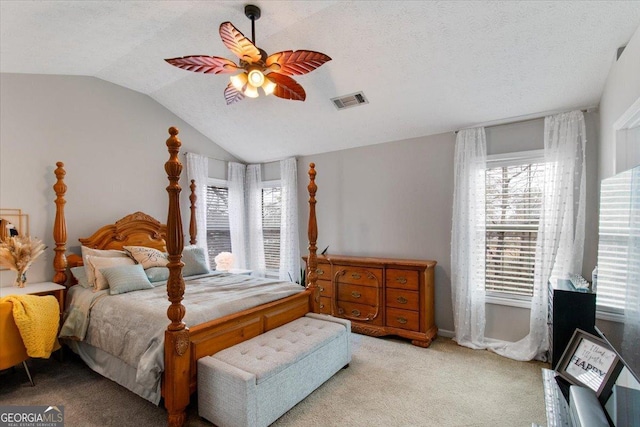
left=79, top=211, right=168, bottom=251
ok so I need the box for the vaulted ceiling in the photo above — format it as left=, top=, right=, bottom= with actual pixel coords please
left=2, top=1, right=640, bottom=162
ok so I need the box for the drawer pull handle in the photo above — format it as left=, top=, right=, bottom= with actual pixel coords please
left=351, top=309, right=361, bottom=317
left=320, top=303, right=325, bottom=309
left=396, top=277, right=407, bottom=284
left=319, top=287, right=325, bottom=292
left=351, top=273, right=361, bottom=279
left=351, top=291, right=361, bottom=298
left=397, top=317, right=408, bottom=324
left=397, top=296, right=408, bottom=304
left=316, top=268, right=324, bottom=275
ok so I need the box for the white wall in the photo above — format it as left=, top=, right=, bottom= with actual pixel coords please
left=0, top=73, right=237, bottom=287
left=297, top=112, right=599, bottom=339
left=599, top=25, right=640, bottom=180
left=595, top=25, right=640, bottom=343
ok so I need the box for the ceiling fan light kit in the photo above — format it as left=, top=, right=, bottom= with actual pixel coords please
left=165, top=4, right=331, bottom=105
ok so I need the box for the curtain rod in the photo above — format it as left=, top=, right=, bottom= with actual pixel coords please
left=183, top=152, right=297, bottom=165
left=454, top=107, right=593, bottom=134
left=182, top=152, right=233, bottom=163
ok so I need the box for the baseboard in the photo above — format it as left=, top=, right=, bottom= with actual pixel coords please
left=438, top=329, right=454, bottom=338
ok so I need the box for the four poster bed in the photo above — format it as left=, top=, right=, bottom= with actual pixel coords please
left=51, top=127, right=321, bottom=427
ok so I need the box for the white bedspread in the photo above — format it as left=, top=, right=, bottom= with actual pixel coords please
left=60, top=272, right=304, bottom=403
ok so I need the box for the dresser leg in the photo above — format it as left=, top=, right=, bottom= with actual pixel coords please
left=411, top=338, right=433, bottom=348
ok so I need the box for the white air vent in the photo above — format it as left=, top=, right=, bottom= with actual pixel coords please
left=331, top=91, right=368, bottom=110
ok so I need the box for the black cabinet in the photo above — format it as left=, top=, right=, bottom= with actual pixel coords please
left=548, top=279, right=596, bottom=369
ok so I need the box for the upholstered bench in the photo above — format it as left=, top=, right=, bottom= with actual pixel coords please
left=198, top=313, right=351, bottom=427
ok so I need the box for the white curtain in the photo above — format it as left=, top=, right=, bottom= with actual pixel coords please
left=246, top=164, right=266, bottom=277
left=228, top=162, right=248, bottom=269
left=490, top=110, right=587, bottom=361
left=186, top=153, right=210, bottom=266
left=451, top=111, right=587, bottom=361
left=279, top=158, right=300, bottom=282
left=451, top=128, right=488, bottom=349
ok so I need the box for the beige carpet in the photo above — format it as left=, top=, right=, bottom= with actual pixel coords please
left=274, top=334, right=548, bottom=427
left=0, top=334, right=548, bottom=427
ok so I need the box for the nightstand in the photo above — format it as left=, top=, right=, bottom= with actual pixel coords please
left=0, top=282, right=66, bottom=315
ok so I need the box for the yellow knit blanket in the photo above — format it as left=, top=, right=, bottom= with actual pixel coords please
left=1, top=294, right=61, bottom=358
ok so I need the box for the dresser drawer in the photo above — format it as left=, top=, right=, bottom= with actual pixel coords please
left=334, top=267, right=382, bottom=287
left=314, top=262, right=331, bottom=280
left=337, top=284, right=378, bottom=306
left=317, top=279, right=333, bottom=297
left=336, top=301, right=383, bottom=325
left=386, top=307, right=419, bottom=331
left=318, top=296, right=332, bottom=315
left=386, top=288, right=419, bottom=311
left=386, top=269, right=419, bottom=291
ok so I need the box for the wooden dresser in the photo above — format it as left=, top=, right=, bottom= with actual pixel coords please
left=304, top=255, right=437, bottom=347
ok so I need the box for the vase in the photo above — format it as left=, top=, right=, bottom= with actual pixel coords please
left=15, top=271, right=27, bottom=288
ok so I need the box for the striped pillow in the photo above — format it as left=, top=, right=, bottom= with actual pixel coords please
left=86, top=255, right=135, bottom=291
left=100, top=264, right=153, bottom=295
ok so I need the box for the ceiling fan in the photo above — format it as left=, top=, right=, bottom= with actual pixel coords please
left=165, top=4, right=331, bottom=105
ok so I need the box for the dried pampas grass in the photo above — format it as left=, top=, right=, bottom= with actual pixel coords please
left=0, top=236, right=47, bottom=286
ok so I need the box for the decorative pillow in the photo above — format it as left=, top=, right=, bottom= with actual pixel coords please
left=86, top=255, right=135, bottom=291
left=100, top=264, right=154, bottom=295
left=70, top=266, right=92, bottom=288
left=81, top=246, right=129, bottom=286
left=182, top=246, right=210, bottom=277
left=145, top=266, right=170, bottom=283
left=123, top=245, right=168, bottom=269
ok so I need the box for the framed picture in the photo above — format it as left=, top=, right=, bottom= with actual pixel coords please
left=0, top=208, right=29, bottom=270
left=556, top=329, right=624, bottom=402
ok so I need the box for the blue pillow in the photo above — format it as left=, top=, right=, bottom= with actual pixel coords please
left=145, top=266, right=170, bottom=283
left=100, top=264, right=153, bottom=295
left=182, top=246, right=210, bottom=277
left=70, top=266, right=92, bottom=288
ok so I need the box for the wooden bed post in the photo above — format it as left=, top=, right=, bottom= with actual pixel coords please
left=306, top=163, right=320, bottom=313
left=163, top=127, right=190, bottom=427
left=53, top=162, right=68, bottom=286
left=189, top=179, right=197, bottom=245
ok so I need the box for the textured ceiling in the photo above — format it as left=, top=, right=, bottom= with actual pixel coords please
left=2, top=1, right=640, bottom=163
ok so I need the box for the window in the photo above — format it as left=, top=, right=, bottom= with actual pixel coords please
left=206, top=184, right=231, bottom=269
left=596, top=169, right=634, bottom=313
left=485, top=151, right=545, bottom=297
left=205, top=179, right=283, bottom=275
left=262, top=183, right=282, bottom=276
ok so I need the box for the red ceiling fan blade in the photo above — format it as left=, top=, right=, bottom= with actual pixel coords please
left=165, top=55, right=239, bottom=74
left=224, top=83, right=245, bottom=105
left=266, top=50, right=331, bottom=76
left=219, top=21, right=262, bottom=64
left=268, top=73, right=306, bottom=101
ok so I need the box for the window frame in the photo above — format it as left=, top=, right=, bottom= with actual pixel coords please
left=484, top=149, right=545, bottom=306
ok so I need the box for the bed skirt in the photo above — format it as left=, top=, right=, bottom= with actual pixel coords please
left=64, top=339, right=162, bottom=404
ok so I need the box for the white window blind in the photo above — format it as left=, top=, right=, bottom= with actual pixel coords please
left=485, top=157, right=545, bottom=297
left=262, top=186, right=282, bottom=275
left=206, top=185, right=231, bottom=269
left=596, top=170, right=633, bottom=312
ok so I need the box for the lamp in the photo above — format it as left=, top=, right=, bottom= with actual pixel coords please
left=229, top=69, right=277, bottom=98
